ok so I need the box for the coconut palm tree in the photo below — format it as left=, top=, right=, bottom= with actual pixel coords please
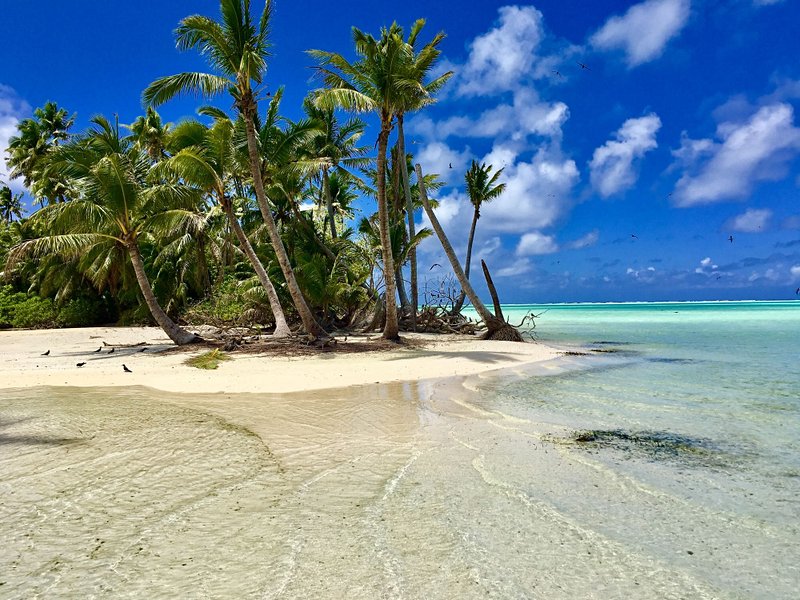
left=161, top=117, right=292, bottom=336
left=7, top=117, right=199, bottom=345
left=452, top=160, right=506, bottom=314
left=127, top=107, right=171, bottom=162
left=309, top=23, right=416, bottom=340
left=6, top=102, right=75, bottom=206
left=393, top=20, right=452, bottom=329
left=414, top=163, right=520, bottom=341
left=143, top=0, right=326, bottom=339
left=0, top=186, right=24, bottom=225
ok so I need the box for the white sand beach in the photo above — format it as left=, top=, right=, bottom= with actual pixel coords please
left=0, top=326, right=561, bottom=394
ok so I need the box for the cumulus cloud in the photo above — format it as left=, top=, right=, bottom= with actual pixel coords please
left=456, top=6, right=547, bottom=96
left=516, top=231, right=559, bottom=256
left=590, top=114, right=661, bottom=197
left=415, top=142, right=472, bottom=185
left=672, top=103, right=800, bottom=206
left=695, top=256, right=719, bottom=274
left=0, top=85, right=31, bottom=192
left=791, top=265, right=800, bottom=281
left=590, top=0, right=691, bottom=67
left=726, top=208, right=772, bottom=232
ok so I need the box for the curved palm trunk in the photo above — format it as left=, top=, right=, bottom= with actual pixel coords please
left=397, top=114, right=417, bottom=330
left=322, top=167, right=337, bottom=239
left=223, top=201, right=291, bottom=338
left=378, top=121, right=400, bottom=340
left=452, top=206, right=480, bottom=314
left=128, top=241, right=198, bottom=345
left=414, top=164, right=504, bottom=332
left=241, top=102, right=326, bottom=339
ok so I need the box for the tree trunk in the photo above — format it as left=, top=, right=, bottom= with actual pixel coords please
left=378, top=118, right=399, bottom=340
left=240, top=98, right=326, bottom=339
left=395, top=266, right=410, bottom=313
left=223, top=200, right=291, bottom=338
left=323, top=167, right=337, bottom=240
left=128, top=241, right=198, bottom=345
left=481, top=259, right=504, bottom=322
left=397, top=114, right=418, bottom=330
left=453, top=206, right=480, bottom=314
left=414, top=164, right=508, bottom=335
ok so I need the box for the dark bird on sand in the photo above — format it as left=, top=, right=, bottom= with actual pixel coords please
left=140, top=347, right=147, bottom=352
left=94, top=347, right=102, bottom=353
left=76, top=362, right=86, bottom=367
left=108, top=347, right=115, bottom=354
left=41, top=350, right=50, bottom=356
left=123, top=364, right=132, bottom=373
left=728, top=235, right=734, bottom=243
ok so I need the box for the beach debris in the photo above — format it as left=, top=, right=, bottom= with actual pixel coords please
left=185, top=349, right=230, bottom=370
left=122, top=364, right=132, bottom=373
left=41, top=350, right=50, bottom=356
left=76, top=362, right=86, bottom=367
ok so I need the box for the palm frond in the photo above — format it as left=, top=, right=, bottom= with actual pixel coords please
left=143, top=72, right=231, bottom=107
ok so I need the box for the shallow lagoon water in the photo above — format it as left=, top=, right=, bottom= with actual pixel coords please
left=1, top=301, right=798, bottom=598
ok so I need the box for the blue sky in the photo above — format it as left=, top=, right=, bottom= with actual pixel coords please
left=2, top=0, right=799, bottom=302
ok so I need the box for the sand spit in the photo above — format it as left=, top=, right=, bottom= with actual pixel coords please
left=0, top=326, right=561, bottom=394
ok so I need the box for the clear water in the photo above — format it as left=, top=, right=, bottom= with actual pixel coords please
left=1, top=301, right=798, bottom=598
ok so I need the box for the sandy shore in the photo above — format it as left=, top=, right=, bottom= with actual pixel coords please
left=0, top=326, right=561, bottom=394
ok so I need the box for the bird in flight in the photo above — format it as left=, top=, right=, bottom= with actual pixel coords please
left=123, top=364, right=133, bottom=373
left=449, top=163, right=453, bottom=169
left=430, top=263, right=442, bottom=270
left=577, top=61, right=591, bottom=70
left=796, top=287, right=799, bottom=295
left=631, top=234, right=639, bottom=240
left=728, top=235, right=734, bottom=243
left=41, top=350, right=50, bottom=356
left=76, top=362, right=86, bottom=368
left=552, top=70, right=563, bottom=78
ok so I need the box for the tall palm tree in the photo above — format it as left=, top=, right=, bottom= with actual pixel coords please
left=299, top=97, right=368, bottom=240
left=394, top=20, right=452, bottom=330
left=0, top=186, right=24, bottom=225
left=309, top=23, right=415, bottom=340
left=127, top=107, right=171, bottom=162
left=6, top=102, right=75, bottom=206
left=7, top=117, right=199, bottom=345
left=161, top=117, right=291, bottom=336
left=143, top=0, right=326, bottom=339
left=452, top=161, right=506, bottom=314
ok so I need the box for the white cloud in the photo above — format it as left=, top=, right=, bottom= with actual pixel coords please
left=590, top=114, right=661, bottom=197
left=790, top=265, right=800, bottom=281
left=726, top=208, right=772, bottom=232
left=415, top=142, right=471, bottom=185
left=695, top=256, right=719, bottom=274
left=0, top=85, right=30, bottom=192
left=754, top=0, right=784, bottom=6
left=567, top=229, right=600, bottom=250
left=673, top=103, right=800, bottom=206
left=590, top=0, right=690, bottom=67
left=496, top=259, right=534, bottom=278
left=516, top=231, right=559, bottom=256
left=457, top=6, right=546, bottom=96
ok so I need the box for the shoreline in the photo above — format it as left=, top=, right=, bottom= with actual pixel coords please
left=0, top=326, right=562, bottom=395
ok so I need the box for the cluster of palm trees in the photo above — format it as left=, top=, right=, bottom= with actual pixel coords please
left=3, top=0, right=516, bottom=345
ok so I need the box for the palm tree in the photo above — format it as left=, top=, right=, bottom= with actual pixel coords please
left=452, top=161, right=506, bottom=314
left=127, top=107, right=171, bottom=162
left=309, top=23, right=415, bottom=340
left=7, top=117, right=199, bottom=345
left=299, top=97, right=368, bottom=240
left=143, top=0, right=326, bottom=339
left=161, top=117, right=291, bottom=336
left=0, top=186, right=24, bottom=225
left=6, top=102, right=75, bottom=206
left=414, top=163, right=520, bottom=341
left=394, top=20, right=452, bottom=329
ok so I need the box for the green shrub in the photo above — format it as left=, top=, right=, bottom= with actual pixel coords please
left=10, top=296, right=59, bottom=329
left=0, top=286, right=27, bottom=327
left=57, top=297, right=113, bottom=327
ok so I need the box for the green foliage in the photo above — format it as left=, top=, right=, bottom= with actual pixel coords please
left=183, top=275, right=272, bottom=327
left=0, top=290, right=58, bottom=329
left=57, top=296, right=113, bottom=327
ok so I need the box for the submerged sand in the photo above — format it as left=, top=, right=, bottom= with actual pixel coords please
left=0, top=326, right=560, bottom=394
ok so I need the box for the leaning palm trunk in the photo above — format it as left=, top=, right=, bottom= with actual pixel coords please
left=222, top=201, right=291, bottom=338
left=452, top=206, right=480, bottom=314
left=415, top=164, right=520, bottom=340
left=397, top=114, right=418, bottom=330
left=128, top=241, right=198, bottom=345
left=378, top=122, right=400, bottom=340
left=240, top=98, right=326, bottom=339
